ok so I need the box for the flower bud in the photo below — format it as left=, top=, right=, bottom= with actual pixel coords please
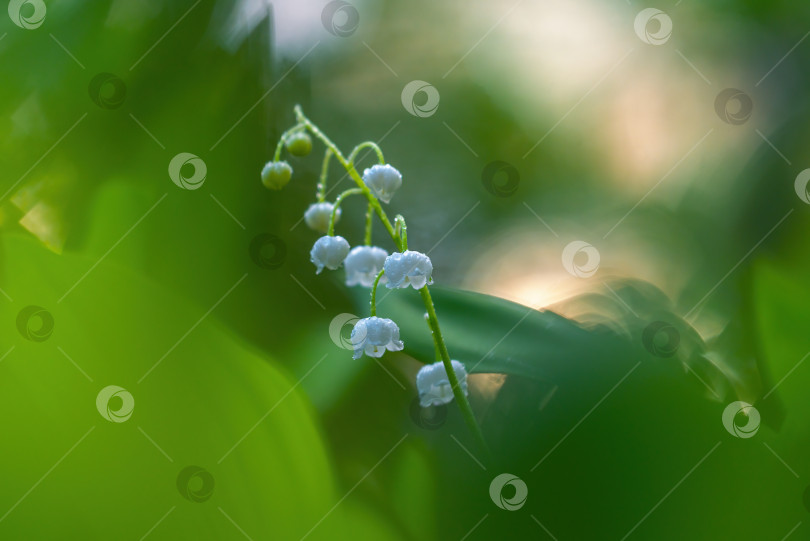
left=351, top=316, right=404, bottom=359
left=304, top=202, right=340, bottom=233
left=261, top=161, right=293, bottom=190
left=310, top=235, right=350, bottom=274
left=383, top=250, right=433, bottom=290
left=416, top=360, right=468, bottom=407
left=362, top=164, right=402, bottom=203
left=285, top=132, right=312, bottom=157
left=344, top=246, right=388, bottom=287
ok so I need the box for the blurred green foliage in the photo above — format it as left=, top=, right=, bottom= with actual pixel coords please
left=2, top=0, right=810, bottom=539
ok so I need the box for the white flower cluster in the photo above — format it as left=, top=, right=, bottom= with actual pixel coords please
left=311, top=248, right=433, bottom=362
left=310, top=243, right=433, bottom=293
left=300, top=161, right=440, bottom=379
left=265, top=113, right=474, bottom=426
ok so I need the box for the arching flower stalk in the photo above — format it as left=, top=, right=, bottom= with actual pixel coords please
left=261, top=105, right=490, bottom=462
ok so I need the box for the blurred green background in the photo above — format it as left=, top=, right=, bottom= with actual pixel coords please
left=1, top=0, right=809, bottom=539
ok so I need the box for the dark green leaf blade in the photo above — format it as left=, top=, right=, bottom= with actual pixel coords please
left=374, top=285, right=643, bottom=385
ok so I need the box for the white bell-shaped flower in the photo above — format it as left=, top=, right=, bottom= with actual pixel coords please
left=351, top=316, right=404, bottom=359
left=383, top=250, right=433, bottom=290
left=362, top=164, right=402, bottom=203
left=304, top=202, right=340, bottom=233
left=416, top=360, right=469, bottom=407
left=310, top=235, right=350, bottom=274
left=344, top=246, right=388, bottom=287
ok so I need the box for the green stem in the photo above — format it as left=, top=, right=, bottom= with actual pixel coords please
left=427, top=314, right=442, bottom=363
left=328, top=188, right=363, bottom=236
left=348, top=142, right=385, bottom=166
left=317, top=149, right=333, bottom=202
left=394, top=215, right=408, bottom=251
left=370, top=269, right=385, bottom=316
left=364, top=202, right=373, bottom=245
left=420, top=286, right=491, bottom=464
left=294, top=106, right=401, bottom=250
left=273, top=138, right=284, bottom=162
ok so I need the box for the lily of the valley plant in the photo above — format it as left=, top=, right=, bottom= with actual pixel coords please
left=262, top=106, right=488, bottom=459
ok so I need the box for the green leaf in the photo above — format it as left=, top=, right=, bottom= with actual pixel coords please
left=370, top=284, right=709, bottom=394
left=360, top=284, right=803, bottom=539
left=0, top=234, right=402, bottom=540
left=752, top=259, right=810, bottom=441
